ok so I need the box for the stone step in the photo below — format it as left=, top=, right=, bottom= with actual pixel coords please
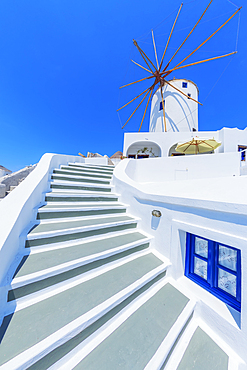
left=45, top=193, right=119, bottom=202
left=61, top=164, right=114, bottom=174
left=68, top=163, right=114, bottom=173
left=166, top=326, right=229, bottom=370
left=9, top=185, right=17, bottom=192
left=8, top=242, right=151, bottom=303
left=41, top=201, right=123, bottom=208
left=51, top=173, right=111, bottom=185
left=37, top=204, right=127, bottom=220
left=64, top=166, right=114, bottom=176
left=73, top=163, right=115, bottom=169
left=14, top=232, right=150, bottom=281
left=50, top=182, right=112, bottom=193
left=25, top=216, right=138, bottom=248
left=50, top=282, right=190, bottom=370
left=38, top=204, right=126, bottom=218
left=25, top=228, right=145, bottom=255
left=29, top=215, right=135, bottom=236
left=0, top=254, right=166, bottom=369
left=54, top=169, right=112, bottom=179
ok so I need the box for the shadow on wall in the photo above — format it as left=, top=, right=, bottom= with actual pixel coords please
left=150, top=89, right=195, bottom=132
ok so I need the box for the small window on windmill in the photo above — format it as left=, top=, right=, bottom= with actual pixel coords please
left=182, top=82, right=188, bottom=88
left=159, top=100, right=165, bottom=111
left=187, top=93, right=191, bottom=99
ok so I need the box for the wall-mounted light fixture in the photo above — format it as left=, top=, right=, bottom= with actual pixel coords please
left=152, top=210, right=162, bottom=217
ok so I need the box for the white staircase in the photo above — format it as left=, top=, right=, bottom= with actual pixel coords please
left=0, top=162, right=234, bottom=369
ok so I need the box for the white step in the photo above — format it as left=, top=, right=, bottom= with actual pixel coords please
left=46, top=191, right=119, bottom=198
left=50, top=179, right=114, bottom=190
left=27, top=216, right=139, bottom=240
left=51, top=173, right=111, bottom=183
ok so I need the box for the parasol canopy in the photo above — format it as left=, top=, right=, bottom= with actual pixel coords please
left=175, top=137, right=221, bottom=155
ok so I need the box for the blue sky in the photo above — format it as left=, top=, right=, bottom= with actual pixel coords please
left=0, top=0, right=246, bottom=171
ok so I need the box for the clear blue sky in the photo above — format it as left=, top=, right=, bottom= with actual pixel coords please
left=0, top=0, right=246, bottom=171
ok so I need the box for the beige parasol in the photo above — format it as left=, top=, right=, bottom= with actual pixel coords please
left=175, top=137, right=221, bottom=155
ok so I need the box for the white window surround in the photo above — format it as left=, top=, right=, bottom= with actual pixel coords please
left=170, top=219, right=245, bottom=329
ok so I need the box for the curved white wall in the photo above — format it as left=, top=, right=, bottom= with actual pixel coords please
left=112, top=156, right=247, bottom=362
left=0, top=153, right=86, bottom=286
left=124, top=152, right=240, bottom=183
left=0, top=153, right=110, bottom=325
left=0, top=170, right=7, bottom=178
left=149, top=79, right=199, bottom=133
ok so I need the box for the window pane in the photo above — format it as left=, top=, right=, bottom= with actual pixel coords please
left=159, top=101, right=165, bottom=111
left=194, top=257, right=207, bottom=280
left=218, top=268, right=236, bottom=297
left=218, top=245, right=237, bottom=271
left=195, top=237, right=208, bottom=258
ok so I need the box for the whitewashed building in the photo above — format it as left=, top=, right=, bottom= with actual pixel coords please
left=124, top=78, right=247, bottom=160
left=0, top=165, right=11, bottom=178
left=149, top=78, right=198, bottom=133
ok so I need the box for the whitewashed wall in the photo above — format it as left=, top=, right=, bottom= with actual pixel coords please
left=0, top=169, right=9, bottom=178
left=0, top=154, right=84, bottom=281
left=125, top=151, right=240, bottom=183
left=218, top=127, right=247, bottom=153
left=0, top=153, right=108, bottom=325
left=0, top=165, right=36, bottom=192
left=124, top=131, right=220, bottom=158
left=113, top=156, right=247, bottom=363
left=149, top=79, right=198, bottom=133
left=123, top=127, right=247, bottom=158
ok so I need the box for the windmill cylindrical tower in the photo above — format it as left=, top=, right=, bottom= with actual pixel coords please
left=149, top=78, right=199, bottom=132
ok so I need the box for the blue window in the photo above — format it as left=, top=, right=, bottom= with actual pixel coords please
left=238, top=146, right=247, bottom=161
left=182, top=82, right=188, bottom=88
left=185, top=233, right=241, bottom=311
left=159, top=100, right=165, bottom=111
left=187, top=93, right=191, bottom=98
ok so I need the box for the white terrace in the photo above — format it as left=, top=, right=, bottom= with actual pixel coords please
left=124, top=127, right=247, bottom=160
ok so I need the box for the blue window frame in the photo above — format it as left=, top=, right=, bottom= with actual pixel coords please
left=185, top=233, right=241, bottom=311
left=159, top=100, right=165, bottom=111
left=182, top=82, right=188, bottom=88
